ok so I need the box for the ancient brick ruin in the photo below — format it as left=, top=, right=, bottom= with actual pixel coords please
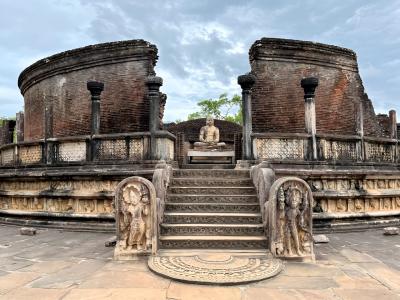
left=0, top=38, right=399, bottom=273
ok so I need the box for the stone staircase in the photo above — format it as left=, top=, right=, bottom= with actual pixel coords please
left=159, top=168, right=267, bottom=250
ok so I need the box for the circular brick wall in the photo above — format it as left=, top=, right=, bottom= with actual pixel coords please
left=18, top=40, right=158, bottom=141
left=250, top=38, right=385, bottom=136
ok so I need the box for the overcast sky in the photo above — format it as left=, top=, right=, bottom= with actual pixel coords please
left=0, top=0, right=399, bottom=122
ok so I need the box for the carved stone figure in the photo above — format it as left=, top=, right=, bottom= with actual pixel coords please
left=313, top=200, right=323, bottom=213
left=383, top=199, right=391, bottom=210
left=265, top=177, right=314, bottom=260
left=369, top=199, right=379, bottom=210
left=355, top=199, right=364, bottom=211
left=193, top=117, right=226, bottom=150
left=120, top=185, right=150, bottom=251
left=114, top=176, right=157, bottom=260
left=336, top=199, right=347, bottom=212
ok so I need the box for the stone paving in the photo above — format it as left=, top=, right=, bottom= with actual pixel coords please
left=0, top=224, right=399, bottom=299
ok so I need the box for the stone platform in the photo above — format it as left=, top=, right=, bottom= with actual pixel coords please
left=187, top=150, right=234, bottom=164
left=0, top=225, right=400, bottom=299
left=148, top=251, right=283, bottom=285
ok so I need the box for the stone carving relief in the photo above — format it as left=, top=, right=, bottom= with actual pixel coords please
left=365, top=142, right=395, bottom=162
left=0, top=196, right=113, bottom=216
left=114, top=176, right=157, bottom=260
left=320, top=139, right=357, bottom=161
left=152, top=161, right=173, bottom=225
left=265, top=177, right=314, bottom=260
left=97, top=139, right=127, bottom=160
left=254, top=138, right=305, bottom=160
left=129, top=138, right=144, bottom=160
left=1, top=148, right=14, bottom=165
left=19, top=145, right=42, bottom=164
left=0, top=179, right=118, bottom=193
left=251, top=161, right=276, bottom=219
left=307, top=177, right=400, bottom=214
left=316, top=197, right=400, bottom=214
left=0, top=178, right=119, bottom=216
left=58, top=142, right=86, bottom=162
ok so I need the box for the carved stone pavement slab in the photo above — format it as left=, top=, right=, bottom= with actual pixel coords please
left=148, top=252, right=283, bottom=285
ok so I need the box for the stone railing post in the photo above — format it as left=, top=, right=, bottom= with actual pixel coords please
left=146, top=76, right=163, bottom=160
left=389, top=110, right=398, bottom=161
left=87, top=81, right=104, bottom=161
left=238, top=73, right=256, bottom=160
left=356, top=97, right=365, bottom=161
left=87, top=81, right=104, bottom=135
left=301, top=77, right=319, bottom=160
left=389, top=110, right=397, bottom=139
left=16, top=111, right=24, bottom=143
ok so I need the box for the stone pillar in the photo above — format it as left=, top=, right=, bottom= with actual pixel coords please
left=87, top=81, right=104, bottom=135
left=16, top=112, right=24, bottom=143
left=146, top=76, right=163, bottom=160
left=238, top=73, right=256, bottom=160
left=356, top=99, right=365, bottom=161
left=44, top=101, right=53, bottom=140
left=301, top=77, right=319, bottom=160
left=389, top=110, right=397, bottom=139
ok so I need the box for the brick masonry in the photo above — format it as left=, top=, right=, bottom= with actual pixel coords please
left=249, top=38, right=390, bottom=137
left=18, top=40, right=159, bottom=141
left=0, top=120, right=15, bottom=145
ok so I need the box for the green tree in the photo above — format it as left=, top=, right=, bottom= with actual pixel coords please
left=187, top=93, right=242, bottom=125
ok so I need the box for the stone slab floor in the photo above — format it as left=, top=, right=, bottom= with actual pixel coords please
left=0, top=224, right=399, bottom=300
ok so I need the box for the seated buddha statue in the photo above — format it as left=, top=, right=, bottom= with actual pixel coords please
left=193, top=117, right=226, bottom=150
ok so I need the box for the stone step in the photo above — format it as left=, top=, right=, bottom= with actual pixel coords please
left=180, top=164, right=235, bottom=169
left=165, top=202, right=260, bottom=213
left=159, top=235, right=267, bottom=249
left=163, top=212, right=263, bottom=224
left=171, top=177, right=253, bottom=187
left=169, top=186, right=256, bottom=195
left=160, top=223, right=265, bottom=236
left=173, top=169, right=249, bottom=178
left=167, top=194, right=258, bottom=204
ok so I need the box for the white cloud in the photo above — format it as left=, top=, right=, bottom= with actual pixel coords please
left=0, top=0, right=399, bottom=121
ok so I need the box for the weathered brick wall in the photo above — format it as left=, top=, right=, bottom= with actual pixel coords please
left=376, top=114, right=390, bottom=137
left=15, top=112, right=24, bottom=142
left=362, top=94, right=387, bottom=137
left=397, top=124, right=400, bottom=139
left=0, top=120, right=16, bottom=146
left=165, top=118, right=242, bottom=142
left=249, top=38, right=387, bottom=137
left=18, top=40, right=158, bottom=141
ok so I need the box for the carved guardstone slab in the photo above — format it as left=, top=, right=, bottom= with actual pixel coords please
left=114, top=176, right=158, bottom=260
left=265, top=177, right=315, bottom=261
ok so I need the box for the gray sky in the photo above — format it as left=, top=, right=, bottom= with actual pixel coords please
left=0, top=0, right=399, bottom=122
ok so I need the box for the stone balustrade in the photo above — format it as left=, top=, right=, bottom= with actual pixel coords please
left=0, top=131, right=175, bottom=167
left=252, top=133, right=399, bottom=164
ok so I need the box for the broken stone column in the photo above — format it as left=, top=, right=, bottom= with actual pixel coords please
left=301, top=77, right=319, bottom=160
left=87, top=81, right=104, bottom=135
left=146, top=76, right=163, bottom=160
left=238, top=73, right=256, bottom=160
